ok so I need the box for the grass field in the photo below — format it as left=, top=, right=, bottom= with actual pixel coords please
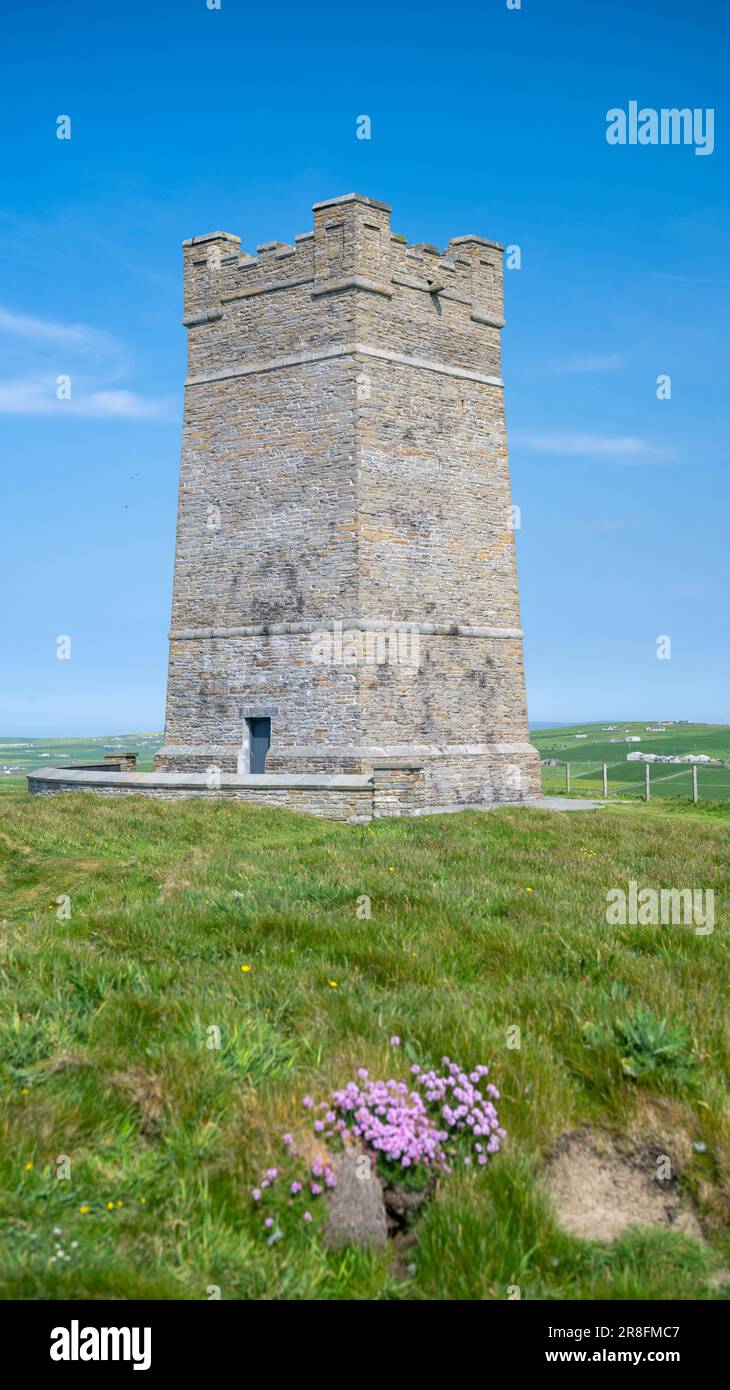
left=0, top=734, right=163, bottom=782
left=0, top=782, right=728, bottom=1300
left=533, top=722, right=730, bottom=802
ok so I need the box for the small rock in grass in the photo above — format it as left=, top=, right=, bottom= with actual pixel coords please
left=323, top=1151, right=388, bottom=1250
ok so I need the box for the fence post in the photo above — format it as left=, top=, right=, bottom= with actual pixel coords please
left=603, top=763, right=608, bottom=799
left=645, top=763, right=651, bottom=802
left=565, top=762, right=571, bottom=793
left=692, top=765, right=698, bottom=804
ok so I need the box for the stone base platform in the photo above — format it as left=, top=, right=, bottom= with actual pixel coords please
left=26, top=762, right=540, bottom=824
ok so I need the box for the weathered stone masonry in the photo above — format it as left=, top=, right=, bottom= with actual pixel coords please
left=29, top=194, right=539, bottom=818
left=154, top=192, right=540, bottom=812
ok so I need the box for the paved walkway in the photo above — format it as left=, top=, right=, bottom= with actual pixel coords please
left=533, top=796, right=608, bottom=811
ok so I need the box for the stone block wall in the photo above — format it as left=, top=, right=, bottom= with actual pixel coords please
left=157, top=194, right=540, bottom=809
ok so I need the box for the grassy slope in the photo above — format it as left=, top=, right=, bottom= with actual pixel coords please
left=0, top=789, right=728, bottom=1301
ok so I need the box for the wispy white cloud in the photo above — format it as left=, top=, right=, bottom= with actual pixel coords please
left=0, top=306, right=120, bottom=354
left=0, top=376, right=176, bottom=419
left=0, top=304, right=175, bottom=420
left=545, top=352, right=626, bottom=375
left=513, top=431, right=671, bottom=459
left=82, top=389, right=177, bottom=420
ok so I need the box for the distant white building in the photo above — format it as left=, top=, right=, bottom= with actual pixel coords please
left=574, top=734, right=587, bottom=739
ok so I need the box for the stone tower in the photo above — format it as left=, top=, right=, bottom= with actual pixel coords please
left=156, top=193, right=540, bottom=812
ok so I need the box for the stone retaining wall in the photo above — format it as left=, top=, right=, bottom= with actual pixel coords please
left=27, top=770, right=374, bottom=824
left=27, top=760, right=538, bottom=823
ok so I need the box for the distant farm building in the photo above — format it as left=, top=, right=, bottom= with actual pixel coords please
left=628, top=751, right=714, bottom=765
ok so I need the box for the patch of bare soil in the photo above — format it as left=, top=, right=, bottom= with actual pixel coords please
left=0, top=829, right=32, bottom=855
left=158, top=848, right=206, bottom=902
left=42, top=1050, right=90, bottom=1075
left=109, top=1067, right=166, bottom=1138
left=546, top=1128, right=703, bottom=1243
left=382, top=1179, right=434, bottom=1280
left=383, top=1177, right=434, bottom=1234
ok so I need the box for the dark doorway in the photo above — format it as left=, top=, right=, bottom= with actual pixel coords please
left=247, top=717, right=271, bottom=774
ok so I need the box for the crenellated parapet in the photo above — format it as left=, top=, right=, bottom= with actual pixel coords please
left=181, top=194, right=506, bottom=382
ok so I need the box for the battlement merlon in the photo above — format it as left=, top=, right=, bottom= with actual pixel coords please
left=447, top=235, right=505, bottom=325
left=182, top=231, right=242, bottom=324
left=180, top=197, right=505, bottom=325
left=312, top=193, right=393, bottom=294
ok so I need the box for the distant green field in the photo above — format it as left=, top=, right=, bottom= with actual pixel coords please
left=0, top=734, right=164, bottom=786
left=532, top=723, right=730, bottom=802
left=3, top=725, right=730, bottom=801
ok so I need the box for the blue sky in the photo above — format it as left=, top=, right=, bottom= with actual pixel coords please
left=1, top=0, right=728, bottom=734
